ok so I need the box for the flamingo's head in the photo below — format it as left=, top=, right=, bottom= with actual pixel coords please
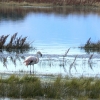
left=37, top=51, right=42, bottom=57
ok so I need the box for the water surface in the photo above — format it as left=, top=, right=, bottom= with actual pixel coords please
left=0, top=6, right=100, bottom=77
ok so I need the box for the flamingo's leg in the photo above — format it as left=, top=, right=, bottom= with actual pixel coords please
left=33, top=65, right=34, bottom=74
left=30, top=65, right=31, bottom=74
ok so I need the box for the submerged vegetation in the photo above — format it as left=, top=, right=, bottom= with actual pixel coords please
left=0, top=74, right=100, bottom=99
left=80, top=38, right=100, bottom=53
left=0, top=33, right=32, bottom=53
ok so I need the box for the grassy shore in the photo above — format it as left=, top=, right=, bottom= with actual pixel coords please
left=0, top=74, right=100, bottom=99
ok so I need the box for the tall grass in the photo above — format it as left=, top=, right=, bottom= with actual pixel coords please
left=69, top=55, right=78, bottom=74
left=0, top=34, right=9, bottom=49
left=0, top=74, right=100, bottom=99
left=0, top=33, right=32, bottom=53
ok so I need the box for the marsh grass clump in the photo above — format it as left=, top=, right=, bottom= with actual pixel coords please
left=0, top=34, right=9, bottom=49
left=21, top=75, right=43, bottom=98
left=43, top=75, right=63, bottom=99
left=0, top=33, right=32, bottom=52
left=0, top=75, right=100, bottom=99
left=20, top=75, right=40, bottom=83
left=0, top=74, right=43, bottom=98
left=6, top=33, right=29, bottom=49
left=80, top=38, right=100, bottom=53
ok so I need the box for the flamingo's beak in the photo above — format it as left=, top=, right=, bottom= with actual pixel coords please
left=41, top=54, right=42, bottom=57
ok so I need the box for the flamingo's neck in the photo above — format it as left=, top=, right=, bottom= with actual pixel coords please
left=36, top=53, right=40, bottom=63
left=36, top=56, right=39, bottom=63
left=36, top=52, right=41, bottom=58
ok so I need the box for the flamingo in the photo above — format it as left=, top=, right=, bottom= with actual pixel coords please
left=24, top=51, right=42, bottom=74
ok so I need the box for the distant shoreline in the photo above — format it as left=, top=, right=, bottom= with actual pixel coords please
left=0, top=1, right=100, bottom=8
left=0, top=1, right=53, bottom=7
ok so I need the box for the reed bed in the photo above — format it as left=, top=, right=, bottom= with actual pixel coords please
left=0, top=33, right=32, bottom=52
left=80, top=38, right=100, bottom=53
left=0, top=74, right=100, bottom=99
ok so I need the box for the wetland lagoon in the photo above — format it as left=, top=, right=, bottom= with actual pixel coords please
left=0, top=6, right=100, bottom=99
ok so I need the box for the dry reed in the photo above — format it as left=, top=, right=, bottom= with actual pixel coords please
left=69, top=55, right=78, bottom=74
left=80, top=38, right=100, bottom=53
left=0, top=33, right=32, bottom=53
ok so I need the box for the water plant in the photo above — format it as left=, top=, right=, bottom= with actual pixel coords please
left=0, top=33, right=32, bottom=53
left=80, top=38, right=100, bottom=53
left=69, top=55, right=78, bottom=74
left=0, top=34, right=9, bottom=49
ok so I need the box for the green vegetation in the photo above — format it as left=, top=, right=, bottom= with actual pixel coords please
left=0, top=74, right=100, bottom=99
left=0, top=33, right=32, bottom=53
left=80, top=38, right=100, bottom=53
